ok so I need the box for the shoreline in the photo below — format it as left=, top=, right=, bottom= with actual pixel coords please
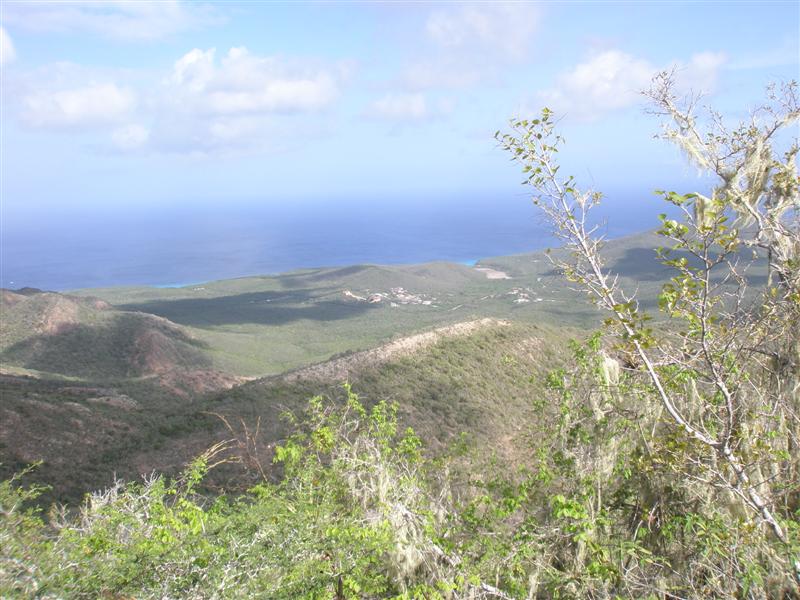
left=56, top=257, right=503, bottom=293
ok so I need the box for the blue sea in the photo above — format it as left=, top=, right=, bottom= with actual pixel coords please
left=2, top=194, right=663, bottom=291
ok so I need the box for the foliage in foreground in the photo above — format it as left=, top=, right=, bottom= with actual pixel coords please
left=1, top=389, right=502, bottom=599
left=2, top=370, right=799, bottom=599
left=3, top=78, right=799, bottom=598
left=495, top=75, right=800, bottom=597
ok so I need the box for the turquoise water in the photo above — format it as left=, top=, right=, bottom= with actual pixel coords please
left=151, top=282, right=205, bottom=289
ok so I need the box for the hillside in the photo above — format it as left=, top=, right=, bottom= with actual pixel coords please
left=0, top=229, right=763, bottom=503
left=0, top=319, right=569, bottom=504
left=0, top=229, right=771, bottom=498
left=0, top=374, right=201, bottom=503
left=65, top=233, right=673, bottom=378
left=0, top=289, right=246, bottom=393
left=1, top=230, right=793, bottom=598
left=137, top=318, right=570, bottom=482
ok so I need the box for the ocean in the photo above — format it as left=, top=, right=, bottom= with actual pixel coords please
left=1, top=195, right=662, bottom=291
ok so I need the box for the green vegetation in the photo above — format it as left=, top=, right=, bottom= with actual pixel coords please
left=0, top=374, right=216, bottom=505
left=2, top=391, right=498, bottom=598
left=494, top=77, right=800, bottom=593
left=2, top=79, right=797, bottom=597
left=0, top=291, right=211, bottom=380
left=3, top=234, right=765, bottom=382
left=4, top=361, right=797, bottom=597
left=66, top=251, right=640, bottom=377
left=0, top=321, right=569, bottom=506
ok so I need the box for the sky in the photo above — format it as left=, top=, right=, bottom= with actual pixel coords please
left=1, top=0, right=798, bottom=225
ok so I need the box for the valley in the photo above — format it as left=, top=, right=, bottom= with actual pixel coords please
left=0, top=232, right=668, bottom=501
left=0, top=229, right=769, bottom=503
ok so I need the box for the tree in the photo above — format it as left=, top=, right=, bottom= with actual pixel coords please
left=496, top=74, right=800, bottom=589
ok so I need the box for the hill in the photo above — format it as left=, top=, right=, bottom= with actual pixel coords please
left=66, top=233, right=669, bottom=378
left=0, top=319, right=570, bottom=504
left=0, top=289, right=246, bottom=393
left=0, top=230, right=768, bottom=503
left=1, top=230, right=790, bottom=598
left=0, top=374, right=201, bottom=503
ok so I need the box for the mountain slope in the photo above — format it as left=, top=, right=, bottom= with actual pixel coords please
left=0, top=320, right=571, bottom=503
left=1, top=290, right=215, bottom=381
left=65, top=230, right=743, bottom=378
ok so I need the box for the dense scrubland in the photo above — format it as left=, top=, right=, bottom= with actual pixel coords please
left=1, top=79, right=798, bottom=598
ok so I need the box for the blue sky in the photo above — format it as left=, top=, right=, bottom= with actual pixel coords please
left=1, top=1, right=798, bottom=223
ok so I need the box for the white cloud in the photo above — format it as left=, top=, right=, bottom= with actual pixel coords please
left=536, top=50, right=727, bottom=120
left=397, top=4, right=539, bottom=93
left=111, top=124, right=150, bottom=150
left=426, top=3, right=539, bottom=60
left=23, top=82, right=136, bottom=128
left=0, top=27, right=16, bottom=66
left=2, top=1, right=220, bottom=42
left=367, top=93, right=430, bottom=121
left=147, top=112, right=332, bottom=157
left=9, top=46, right=345, bottom=154
left=207, top=117, right=260, bottom=143
left=679, top=51, right=727, bottom=93
left=168, top=47, right=340, bottom=116
left=365, top=93, right=453, bottom=123
left=537, top=51, right=656, bottom=119
left=143, top=47, right=346, bottom=153
left=401, top=58, right=484, bottom=91
left=172, top=47, right=216, bottom=91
